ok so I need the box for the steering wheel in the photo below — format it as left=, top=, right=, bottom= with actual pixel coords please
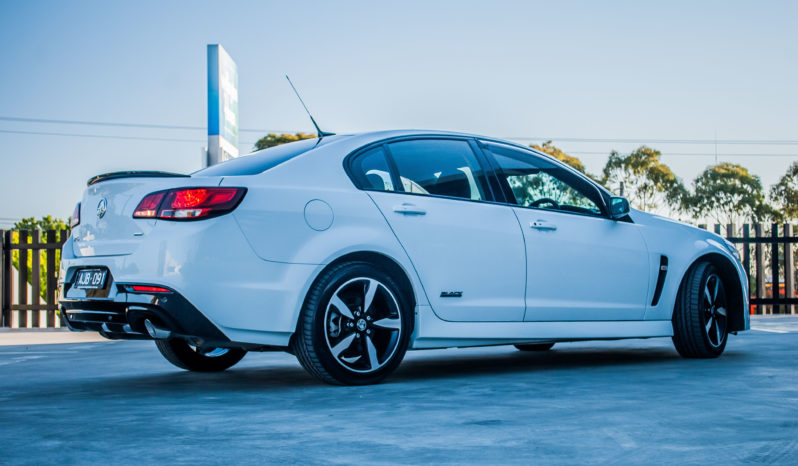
left=530, top=197, right=560, bottom=210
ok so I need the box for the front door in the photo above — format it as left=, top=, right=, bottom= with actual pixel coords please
left=480, top=141, right=650, bottom=321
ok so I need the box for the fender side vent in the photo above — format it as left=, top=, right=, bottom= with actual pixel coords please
left=651, top=255, right=668, bottom=306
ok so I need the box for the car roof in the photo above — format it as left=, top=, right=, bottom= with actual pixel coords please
left=226, top=129, right=609, bottom=196
left=255, top=129, right=531, bottom=156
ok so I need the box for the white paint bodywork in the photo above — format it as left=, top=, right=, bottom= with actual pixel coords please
left=60, top=130, right=749, bottom=349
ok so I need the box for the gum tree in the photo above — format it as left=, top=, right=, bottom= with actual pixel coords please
left=600, top=146, right=684, bottom=213
left=254, top=132, right=316, bottom=151
left=684, top=163, right=773, bottom=224
left=532, top=141, right=593, bottom=179
left=769, top=161, right=798, bottom=221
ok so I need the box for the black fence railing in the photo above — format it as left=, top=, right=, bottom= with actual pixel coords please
left=699, top=223, right=796, bottom=314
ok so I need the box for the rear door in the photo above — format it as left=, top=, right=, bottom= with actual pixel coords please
left=352, top=138, right=527, bottom=322
left=480, top=141, right=650, bottom=321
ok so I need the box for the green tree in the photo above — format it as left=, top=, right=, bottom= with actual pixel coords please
left=254, top=132, right=316, bottom=151
left=769, top=161, right=798, bottom=221
left=12, top=216, right=70, bottom=301
left=15, top=215, right=69, bottom=231
left=601, top=146, right=684, bottom=212
left=685, top=163, right=773, bottom=224
left=532, top=141, right=591, bottom=176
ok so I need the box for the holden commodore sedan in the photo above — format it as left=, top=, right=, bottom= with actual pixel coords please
left=59, top=130, right=748, bottom=384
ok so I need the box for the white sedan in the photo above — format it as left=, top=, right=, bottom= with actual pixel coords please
left=59, top=130, right=749, bottom=384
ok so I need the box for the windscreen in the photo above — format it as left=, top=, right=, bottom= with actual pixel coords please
left=193, top=138, right=322, bottom=176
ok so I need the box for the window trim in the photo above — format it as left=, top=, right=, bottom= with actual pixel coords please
left=477, top=140, right=611, bottom=219
left=343, top=135, right=504, bottom=205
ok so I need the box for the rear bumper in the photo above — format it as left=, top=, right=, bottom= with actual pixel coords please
left=60, top=283, right=230, bottom=346
left=59, top=215, right=321, bottom=347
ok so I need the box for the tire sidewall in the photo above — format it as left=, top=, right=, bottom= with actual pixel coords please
left=156, top=338, right=246, bottom=372
left=697, top=264, right=728, bottom=355
left=308, top=262, right=413, bottom=385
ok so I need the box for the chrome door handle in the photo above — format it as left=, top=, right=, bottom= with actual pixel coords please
left=393, top=203, right=426, bottom=215
left=530, top=220, right=557, bottom=230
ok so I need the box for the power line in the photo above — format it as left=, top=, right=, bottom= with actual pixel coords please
left=1, top=120, right=797, bottom=158
left=569, top=151, right=798, bottom=158
left=2, top=115, right=798, bottom=144
left=0, top=116, right=297, bottom=134
left=511, top=136, right=798, bottom=145
left=0, top=129, right=204, bottom=143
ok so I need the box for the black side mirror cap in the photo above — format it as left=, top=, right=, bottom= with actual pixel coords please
left=609, top=196, right=630, bottom=220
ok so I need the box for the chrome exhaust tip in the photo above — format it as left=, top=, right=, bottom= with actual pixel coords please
left=144, top=319, right=172, bottom=339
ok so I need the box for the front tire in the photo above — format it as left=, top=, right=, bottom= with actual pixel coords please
left=672, top=262, right=729, bottom=358
left=291, top=261, right=412, bottom=385
left=155, top=338, right=246, bottom=372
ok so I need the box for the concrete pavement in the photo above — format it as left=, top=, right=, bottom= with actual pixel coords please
left=0, top=316, right=796, bottom=464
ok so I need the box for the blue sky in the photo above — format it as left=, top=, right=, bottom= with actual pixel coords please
left=0, top=0, right=796, bottom=224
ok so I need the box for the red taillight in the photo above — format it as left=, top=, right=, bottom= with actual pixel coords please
left=133, top=187, right=246, bottom=220
left=70, top=202, right=80, bottom=228
left=127, top=285, right=171, bottom=293
left=132, top=192, right=165, bottom=218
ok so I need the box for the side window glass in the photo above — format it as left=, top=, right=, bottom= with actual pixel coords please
left=352, top=146, right=395, bottom=192
left=484, top=143, right=602, bottom=216
left=387, top=139, right=486, bottom=201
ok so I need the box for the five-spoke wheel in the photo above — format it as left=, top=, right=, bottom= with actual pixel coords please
left=324, top=277, right=403, bottom=374
left=292, top=261, right=412, bottom=385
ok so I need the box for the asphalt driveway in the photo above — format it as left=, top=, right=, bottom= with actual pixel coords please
left=1, top=316, right=796, bottom=464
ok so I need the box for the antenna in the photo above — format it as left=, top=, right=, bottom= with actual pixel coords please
left=285, top=75, right=335, bottom=138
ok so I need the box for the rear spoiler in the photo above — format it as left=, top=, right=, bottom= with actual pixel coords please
left=87, top=171, right=190, bottom=187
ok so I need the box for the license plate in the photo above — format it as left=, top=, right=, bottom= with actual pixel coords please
left=74, top=269, right=108, bottom=290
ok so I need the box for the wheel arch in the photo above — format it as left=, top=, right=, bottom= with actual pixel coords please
left=679, top=252, right=746, bottom=332
left=296, top=251, right=418, bottom=335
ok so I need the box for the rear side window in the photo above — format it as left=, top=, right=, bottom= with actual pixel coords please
left=193, top=138, right=320, bottom=176
left=349, top=146, right=395, bottom=192
left=387, top=139, right=487, bottom=201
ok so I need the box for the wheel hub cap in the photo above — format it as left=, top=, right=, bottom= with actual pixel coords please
left=356, top=319, right=367, bottom=332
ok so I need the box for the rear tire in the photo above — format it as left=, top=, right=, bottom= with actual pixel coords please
left=155, top=339, right=246, bottom=372
left=514, top=343, right=555, bottom=352
left=291, top=261, right=412, bottom=385
left=672, top=262, right=729, bottom=358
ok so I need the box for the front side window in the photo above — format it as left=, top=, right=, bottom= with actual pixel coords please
left=387, top=139, right=487, bottom=201
left=483, top=142, right=603, bottom=216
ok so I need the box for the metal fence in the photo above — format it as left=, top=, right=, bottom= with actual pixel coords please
left=1, top=229, right=69, bottom=328
left=700, top=223, right=796, bottom=314
left=0, top=223, right=795, bottom=328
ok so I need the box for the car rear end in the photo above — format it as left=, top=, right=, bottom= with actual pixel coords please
left=59, top=173, right=254, bottom=346
left=58, top=136, right=385, bottom=350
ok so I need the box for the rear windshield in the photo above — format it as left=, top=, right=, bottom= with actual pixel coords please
left=193, top=138, right=321, bottom=176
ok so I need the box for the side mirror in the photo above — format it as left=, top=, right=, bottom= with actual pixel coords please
left=609, top=196, right=630, bottom=220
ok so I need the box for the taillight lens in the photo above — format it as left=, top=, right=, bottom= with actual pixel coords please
left=133, top=187, right=246, bottom=220
left=126, top=285, right=172, bottom=293
left=70, top=203, right=80, bottom=228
